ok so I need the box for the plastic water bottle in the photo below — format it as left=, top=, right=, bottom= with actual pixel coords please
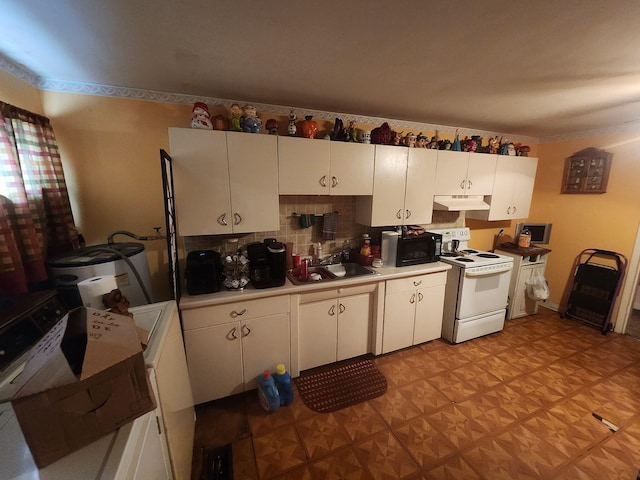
left=273, top=364, right=294, bottom=406
left=257, top=370, right=280, bottom=413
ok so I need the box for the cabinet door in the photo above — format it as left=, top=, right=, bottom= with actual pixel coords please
left=404, top=149, right=437, bottom=224
left=242, top=313, right=290, bottom=390
left=509, top=156, right=538, bottom=219
left=226, top=131, right=279, bottom=233
left=434, top=150, right=469, bottom=195
left=183, top=323, right=243, bottom=404
left=466, top=153, right=497, bottom=195
left=382, top=290, right=416, bottom=354
left=299, top=299, right=338, bottom=370
left=329, top=142, right=375, bottom=195
left=128, top=410, right=173, bottom=480
left=414, top=283, right=446, bottom=344
left=155, top=311, right=195, bottom=480
left=357, top=145, right=408, bottom=226
left=511, top=263, right=543, bottom=319
left=337, top=293, right=371, bottom=361
left=169, top=128, right=232, bottom=235
left=278, top=136, right=330, bottom=194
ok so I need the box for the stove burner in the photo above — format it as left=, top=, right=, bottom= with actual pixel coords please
left=439, top=252, right=459, bottom=257
left=463, top=249, right=478, bottom=254
left=456, top=257, right=474, bottom=262
left=477, top=253, right=500, bottom=258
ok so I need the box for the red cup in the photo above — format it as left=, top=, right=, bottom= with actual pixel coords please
left=292, top=253, right=301, bottom=267
left=300, top=258, right=310, bottom=280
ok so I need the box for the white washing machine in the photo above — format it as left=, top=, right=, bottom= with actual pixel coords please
left=46, top=242, right=155, bottom=308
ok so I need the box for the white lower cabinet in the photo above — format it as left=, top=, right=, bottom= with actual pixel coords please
left=382, top=272, right=446, bottom=353
left=182, top=295, right=290, bottom=404
left=297, top=285, right=375, bottom=371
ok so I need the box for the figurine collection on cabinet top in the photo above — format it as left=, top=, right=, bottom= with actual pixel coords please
left=191, top=102, right=213, bottom=130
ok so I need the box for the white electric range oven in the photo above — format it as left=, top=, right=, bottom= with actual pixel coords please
left=430, top=228, right=514, bottom=343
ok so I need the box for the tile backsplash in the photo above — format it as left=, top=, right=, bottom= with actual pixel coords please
left=183, top=196, right=462, bottom=259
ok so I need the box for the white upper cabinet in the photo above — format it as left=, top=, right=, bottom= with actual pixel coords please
left=435, top=150, right=497, bottom=196
left=278, top=136, right=374, bottom=195
left=168, top=128, right=279, bottom=235
left=467, top=156, right=538, bottom=221
left=356, top=146, right=437, bottom=226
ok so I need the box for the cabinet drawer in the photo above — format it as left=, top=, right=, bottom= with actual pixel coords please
left=297, top=282, right=378, bottom=305
left=385, top=272, right=446, bottom=295
left=182, top=295, right=290, bottom=330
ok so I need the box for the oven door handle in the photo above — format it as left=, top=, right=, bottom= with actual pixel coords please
left=464, top=265, right=512, bottom=277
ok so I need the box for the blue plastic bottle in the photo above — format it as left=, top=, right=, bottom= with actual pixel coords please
left=273, top=363, right=294, bottom=406
left=257, top=370, right=280, bottom=413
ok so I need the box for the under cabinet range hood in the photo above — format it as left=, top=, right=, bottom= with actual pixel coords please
left=433, top=195, right=490, bottom=211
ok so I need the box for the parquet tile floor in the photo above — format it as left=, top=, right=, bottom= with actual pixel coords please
left=191, top=307, right=640, bottom=479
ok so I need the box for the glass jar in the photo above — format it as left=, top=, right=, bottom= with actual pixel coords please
left=222, top=239, right=250, bottom=290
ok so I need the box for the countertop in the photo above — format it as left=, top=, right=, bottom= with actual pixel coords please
left=179, top=261, right=452, bottom=310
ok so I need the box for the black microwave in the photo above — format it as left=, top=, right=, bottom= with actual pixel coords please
left=395, top=232, right=442, bottom=267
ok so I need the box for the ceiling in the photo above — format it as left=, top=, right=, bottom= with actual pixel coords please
left=2, top=0, right=640, bottom=140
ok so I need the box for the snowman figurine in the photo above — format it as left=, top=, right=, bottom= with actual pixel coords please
left=191, top=102, right=213, bottom=130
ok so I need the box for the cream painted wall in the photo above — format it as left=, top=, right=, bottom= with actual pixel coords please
left=0, top=69, right=44, bottom=114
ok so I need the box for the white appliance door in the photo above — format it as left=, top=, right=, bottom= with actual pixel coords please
left=456, top=266, right=512, bottom=319
left=454, top=310, right=506, bottom=343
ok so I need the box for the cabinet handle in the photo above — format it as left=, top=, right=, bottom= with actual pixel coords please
left=155, top=415, right=162, bottom=435
left=320, top=175, right=327, bottom=187
left=233, top=212, right=242, bottom=225
left=396, top=209, right=402, bottom=219
left=339, top=303, right=345, bottom=314
left=241, top=325, right=251, bottom=337
left=329, top=304, right=336, bottom=316
left=410, top=293, right=416, bottom=304
left=467, top=179, right=473, bottom=190
left=217, top=213, right=228, bottom=226
left=418, top=292, right=424, bottom=302
left=331, top=176, right=338, bottom=188
left=229, top=327, right=238, bottom=340
left=230, top=308, right=247, bottom=318
left=405, top=209, right=411, bottom=219
left=512, top=205, right=517, bottom=214
left=413, top=280, right=422, bottom=286
left=506, top=206, right=511, bottom=214
left=460, top=180, right=466, bottom=190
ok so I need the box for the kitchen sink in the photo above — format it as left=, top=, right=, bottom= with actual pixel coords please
left=286, top=263, right=377, bottom=285
left=322, top=263, right=377, bottom=278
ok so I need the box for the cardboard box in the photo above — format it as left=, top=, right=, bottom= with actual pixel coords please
left=11, top=307, right=156, bottom=468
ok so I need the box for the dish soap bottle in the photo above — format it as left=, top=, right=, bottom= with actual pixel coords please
left=360, top=234, right=371, bottom=257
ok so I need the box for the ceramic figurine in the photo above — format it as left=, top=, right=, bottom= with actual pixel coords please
left=392, top=131, right=403, bottom=145
left=371, top=122, right=392, bottom=145
left=287, top=111, right=297, bottom=136
left=230, top=103, right=243, bottom=131
left=347, top=120, right=358, bottom=142
left=452, top=129, right=461, bottom=151
left=359, top=130, right=371, bottom=144
left=265, top=118, right=279, bottom=135
left=241, top=104, right=262, bottom=133
left=403, top=132, right=417, bottom=148
left=332, top=118, right=347, bottom=141
left=416, top=132, right=428, bottom=148
left=301, top=115, right=318, bottom=139
left=488, top=135, right=500, bottom=154
left=464, top=137, right=477, bottom=152
left=428, top=131, right=439, bottom=149
left=191, top=102, right=213, bottom=130
left=517, top=144, right=531, bottom=156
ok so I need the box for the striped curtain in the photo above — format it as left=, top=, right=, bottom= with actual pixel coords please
left=0, top=102, right=76, bottom=295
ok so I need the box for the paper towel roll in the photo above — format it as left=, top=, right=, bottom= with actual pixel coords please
left=78, top=275, right=118, bottom=309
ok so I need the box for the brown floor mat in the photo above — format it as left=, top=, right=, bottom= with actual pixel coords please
left=293, top=359, right=387, bottom=413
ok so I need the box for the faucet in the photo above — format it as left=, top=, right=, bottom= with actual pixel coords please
left=318, top=253, right=342, bottom=265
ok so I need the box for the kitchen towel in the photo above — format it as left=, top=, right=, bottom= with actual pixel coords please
left=299, top=214, right=315, bottom=229
left=322, top=212, right=339, bottom=240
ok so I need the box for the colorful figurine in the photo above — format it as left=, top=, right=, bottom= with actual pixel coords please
left=347, top=120, right=358, bottom=142
left=392, top=131, right=404, bottom=145
left=416, top=132, right=428, bottom=148
left=452, top=129, right=461, bottom=151
left=288, top=111, right=297, bottom=136
left=230, top=103, right=243, bottom=131
left=191, top=102, right=213, bottom=130
left=241, top=104, right=262, bottom=133
left=488, top=135, right=500, bottom=154
left=265, top=118, right=279, bottom=135
left=403, top=132, right=417, bottom=148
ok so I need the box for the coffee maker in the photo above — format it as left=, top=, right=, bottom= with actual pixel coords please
left=246, top=239, right=287, bottom=289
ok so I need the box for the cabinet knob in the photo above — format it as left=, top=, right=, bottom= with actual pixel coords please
left=331, top=176, right=338, bottom=188
left=217, top=213, right=228, bottom=226
left=319, top=175, right=327, bottom=187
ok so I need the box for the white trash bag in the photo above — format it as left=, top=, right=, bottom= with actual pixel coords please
left=526, top=269, right=549, bottom=301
